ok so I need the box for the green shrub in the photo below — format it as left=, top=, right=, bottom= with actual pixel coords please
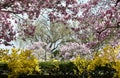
left=39, top=61, right=59, bottom=75
left=39, top=61, right=77, bottom=75
left=0, top=62, right=8, bottom=75
left=58, top=61, right=77, bottom=75
left=89, top=63, right=116, bottom=78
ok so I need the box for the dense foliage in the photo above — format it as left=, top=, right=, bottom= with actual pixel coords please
left=0, top=45, right=120, bottom=78
left=0, top=0, right=119, bottom=50
left=0, top=0, right=120, bottom=78
left=0, top=48, right=40, bottom=78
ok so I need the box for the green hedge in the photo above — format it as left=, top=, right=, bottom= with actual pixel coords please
left=0, top=62, right=8, bottom=75
left=89, top=63, right=116, bottom=78
left=0, top=61, right=116, bottom=78
left=39, top=61, right=77, bottom=75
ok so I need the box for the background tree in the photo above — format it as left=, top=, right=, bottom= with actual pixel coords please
left=0, top=0, right=120, bottom=60
left=0, top=0, right=78, bottom=45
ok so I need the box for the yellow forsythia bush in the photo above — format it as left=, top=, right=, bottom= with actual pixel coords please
left=73, top=45, right=120, bottom=78
left=0, top=49, right=9, bottom=61
left=1, top=48, right=41, bottom=78
left=87, top=45, right=120, bottom=78
left=73, top=56, right=90, bottom=75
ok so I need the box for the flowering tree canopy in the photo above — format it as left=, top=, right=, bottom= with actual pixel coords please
left=59, top=42, right=91, bottom=60
left=0, top=0, right=78, bottom=45
left=0, top=0, right=120, bottom=50
left=26, top=41, right=51, bottom=61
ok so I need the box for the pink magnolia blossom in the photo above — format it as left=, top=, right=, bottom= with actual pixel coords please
left=59, top=42, right=91, bottom=60
left=26, top=41, right=51, bottom=61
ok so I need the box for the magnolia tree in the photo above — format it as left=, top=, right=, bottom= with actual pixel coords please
left=33, top=20, right=75, bottom=52
left=16, top=18, right=75, bottom=50
left=0, top=0, right=119, bottom=45
left=58, top=42, right=92, bottom=60
left=0, top=0, right=78, bottom=46
left=25, top=41, right=51, bottom=61
left=69, top=0, right=120, bottom=50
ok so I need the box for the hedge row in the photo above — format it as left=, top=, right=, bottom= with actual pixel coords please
left=1, top=45, right=120, bottom=78
left=0, top=61, right=116, bottom=78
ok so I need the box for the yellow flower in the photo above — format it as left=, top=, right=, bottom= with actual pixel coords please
left=35, top=65, right=41, bottom=72
left=53, top=59, right=58, bottom=62
left=0, top=48, right=41, bottom=78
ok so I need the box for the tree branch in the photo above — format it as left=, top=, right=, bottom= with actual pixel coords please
left=115, top=0, right=120, bottom=6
